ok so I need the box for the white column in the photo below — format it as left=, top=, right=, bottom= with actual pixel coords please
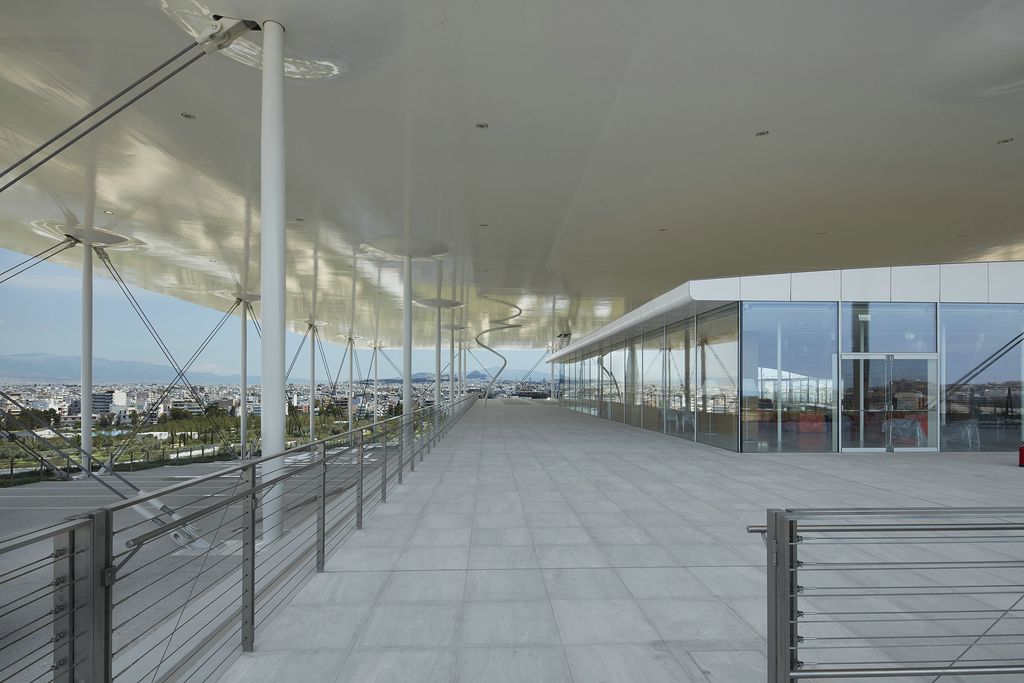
left=309, top=325, right=316, bottom=443
left=260, top=19, right=286, bottom=541
left=449, top=316, right=455, bottom=409
left=434, top=262, right=442, bottom=420
left=240, top=301, right=247, bottom=458
left=403, top=255, right=413, bottom=447
left=348, top=337, right=354, bottom=429
left=372, top=346, right=379, bottom=428
left=550, top=296, right=556, bottom=399
left=81, top=242, right=92, bottom=473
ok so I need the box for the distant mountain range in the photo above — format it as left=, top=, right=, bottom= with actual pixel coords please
left=0, top=354, right=552, bottom=385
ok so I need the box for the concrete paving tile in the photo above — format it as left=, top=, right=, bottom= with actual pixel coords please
left=564, top=643, right=695, bottom=683
left=685, top=648, right=766, bottom=682
left=468, top=545, right=540, bottom=569
left=456, top=646, right=572, bottom=683
left=336, top=648, right=456, bottom=683
left=536, top=544, right=610, bottom=568
left=465, top=569, right=548, bottom=601
left=257, top=604, right=372, bottom=651
left=530, top=526, right=594, bottom=545
left=291, top=571, right=390, bottom=605
left=599, top=544, right=678, bottom=568
left=638, top=598, right=761, bottom=641
left=542, top=568, right=631, bottom=599
left=406, top=527, right=471, bottom=547
left=326, top=546, right=404, bottom=571
left=381, top=569, right=466, bottom=603
left=395, top=546, right=469, bottom=570
left=218, top=651, right=349, bottom=683
left=460, top=601, right=561, bottom=645
left=471, top=527, right=532, bottom=546
left=356, top=604, right=460, bottom=648
left=550, top=599, right=660, bottom=644
left=618, top=567, right=714, bottom=599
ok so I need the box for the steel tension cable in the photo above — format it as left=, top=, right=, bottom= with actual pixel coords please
left=0, top=18, right=256, bottom=195
left=0, top=235, right=79, bottom=285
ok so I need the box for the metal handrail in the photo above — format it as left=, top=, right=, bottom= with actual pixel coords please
left=0, top=392, right=478, bottom=683
left=751, top=507, right=1024, bottom=681
left=104, top=395, right=476, bottom=512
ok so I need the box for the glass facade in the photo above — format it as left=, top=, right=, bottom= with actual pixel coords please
left=741, top=302, right=838, bottom=452
left=560, top=300, right=1024, bottom=455
left=940, top=304, right=1024, bottom=451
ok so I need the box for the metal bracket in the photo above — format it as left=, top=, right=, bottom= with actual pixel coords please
left=196, top=18, right=259, bottom=54
left=101, top=565, right=117, bottom=588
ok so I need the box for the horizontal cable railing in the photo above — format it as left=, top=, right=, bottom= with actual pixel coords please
left=0, top=394, right=477, bottom=683
left=749, top=508, right=1024, bottom=681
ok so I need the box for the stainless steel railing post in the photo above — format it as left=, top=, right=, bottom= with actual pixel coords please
left=398, top=420, right=404, bottom=484
left=241, top=463, right=257, bottom=652
left=85, top=509, right=112, bottom=682
left=316, top=442, right=327, bottom=572
left=767, top=509, right=797, bottom=682
left=356, top=433, right=364, bottom=530
left=381, top=423, right=388, bottom=503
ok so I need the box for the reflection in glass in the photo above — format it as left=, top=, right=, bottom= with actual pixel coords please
left=696, top=304, right=739, bottom=451
left=641, top=329, right=666, bottom=433
left=941, top=304, right=1024, bottom=451
left=741, top=303, right=838, bottom=452
left=840, top=356, right=938, bottom=450
left=842, top=302, right=936, bottom=353
left=666, top=320, right=695, bottom=439
left=624, top=338, right=641, bottom=426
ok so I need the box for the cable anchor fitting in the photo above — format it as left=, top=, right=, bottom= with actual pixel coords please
left=196, top=17, right=259, bottom=54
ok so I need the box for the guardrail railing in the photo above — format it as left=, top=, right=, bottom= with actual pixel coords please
left=0, top=394, right=477, bottom=683
left=749, top=508, right=1024, bottom=681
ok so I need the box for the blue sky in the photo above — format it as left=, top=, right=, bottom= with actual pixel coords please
left=0, top=248, right=548, bottom=379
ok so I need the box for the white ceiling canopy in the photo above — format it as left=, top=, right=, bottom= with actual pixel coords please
left=1, top=0, right=1023, bottom=348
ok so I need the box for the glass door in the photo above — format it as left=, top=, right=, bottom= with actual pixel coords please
left=840, top=354, right=938, bottom=452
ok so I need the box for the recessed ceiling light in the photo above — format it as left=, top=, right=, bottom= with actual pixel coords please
left=180, top=112, right=197, bottom=120
left=816, top=230, right=827, bottom=235
left=102, top=210, right=114, bottom=215
left=293, top=217, right=304, bottom=222
left=475, top=122, right=489, bottom=129
left=479, top=224, right=489, bottom=227
left=996, top=137, right=1014, bottom=144
left=657, top=228, right=667, bottom=232
left=956, top=234, right=969, bottom=238
left=755, top=130, right=770, bottom=136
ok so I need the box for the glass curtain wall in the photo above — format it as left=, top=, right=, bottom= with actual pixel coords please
left=607, top=343, right=626, bottom=422
left=666, top=319, right=695, bottom=439
left=624, top=337, right=640, bottom=426
left=642, top=329, right=666, bottom=432
left=940, top=304, right=1024, bottom=451
left=696, top=304, right=739, bottom=451
left=740, top=302, right=838, bottom=452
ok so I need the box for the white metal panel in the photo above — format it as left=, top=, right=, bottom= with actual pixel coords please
left=940, top=263, right=989, bottom=302
left=841, top=268, right=891, bottom=302
left=987, top=262, right=1024, bottom=303
left=890, top=265, right=940, bottom=302
left=739, top=273, right=791, bottom=300
left=689, top=277, right=741, bottom=301
left=791, top=270, right=841, bottom=301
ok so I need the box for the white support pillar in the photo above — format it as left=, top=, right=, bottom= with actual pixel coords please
left=348, top=337, right=354, bottom=430
left=449, top=316, right=455, bottom=409
left=550, top=296, right=556, bottom=400
left=309, top=325, right=316, bottom=443
left=81, top=242, right=92, bottom=473
left=260, top=19, right=286, bottom=541
left=434, top=262, right=443, bottom=420
left=240, top=301, right=247, bottom=458
left=372, top=346, right=379, bottom=428
left=403, top=256, right=413, bottom=448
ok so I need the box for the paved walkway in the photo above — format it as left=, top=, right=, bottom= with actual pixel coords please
left=220, top=401, right=1023, bottom=683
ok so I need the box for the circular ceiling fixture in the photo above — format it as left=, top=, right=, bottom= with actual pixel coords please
left=32, top=220, right=146, bottom=250
left=415, top=298, right=464, bottom=309
left=755, top=130, right=770, bottom=137
left=360, top=235, right=449, bottom=260
left=475, top=122, right=489, bottom=129
left=180, top=112, right=197, bottom=120
left=103, top=209, right=114, bottom=215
